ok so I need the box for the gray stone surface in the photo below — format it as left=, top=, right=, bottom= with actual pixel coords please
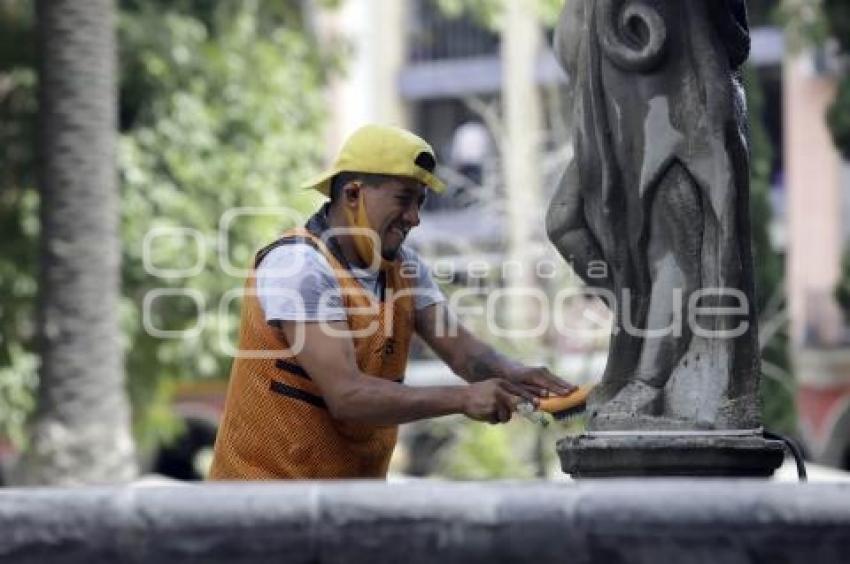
left=547, top=0, right=760, bottom=432
left=1, top=481, right=849, bottom=563
left=559, top=433, right=785, bottom=478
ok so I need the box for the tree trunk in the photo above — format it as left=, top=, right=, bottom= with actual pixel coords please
left=14, top=0, right=136, bottom=485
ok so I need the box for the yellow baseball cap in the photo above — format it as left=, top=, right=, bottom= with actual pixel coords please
left=301, top=124, right=446, bottom=196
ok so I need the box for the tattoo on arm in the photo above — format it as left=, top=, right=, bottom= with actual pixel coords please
left=416, top=303, right=519, bottom=383
left=466, top=349, right=508, bottom=382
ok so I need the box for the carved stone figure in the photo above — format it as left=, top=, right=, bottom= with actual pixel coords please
left=547, top=0, right=761, bottom=433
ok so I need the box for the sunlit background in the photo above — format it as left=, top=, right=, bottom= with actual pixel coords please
left=1, top=0, right=849, bottom=484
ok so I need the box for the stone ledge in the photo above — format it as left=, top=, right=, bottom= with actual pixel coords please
left=558, top=434, right=786, bottom=478
left=0, top=481, right=849, bottom=564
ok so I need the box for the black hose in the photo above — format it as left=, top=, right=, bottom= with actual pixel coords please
left=764, top=430, right=808, bottom=482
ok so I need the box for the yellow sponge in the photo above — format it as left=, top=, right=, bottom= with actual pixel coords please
left=538, top=383, right=593, bottom=420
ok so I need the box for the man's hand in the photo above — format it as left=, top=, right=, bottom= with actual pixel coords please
left=504, top=365, right=576, bottom=398
left=461, top=379, right=538, bottom=424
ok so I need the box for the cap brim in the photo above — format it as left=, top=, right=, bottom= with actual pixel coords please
left=300, top=169, right=337, bottom=197
left=420, top=170, right=446, bottom=193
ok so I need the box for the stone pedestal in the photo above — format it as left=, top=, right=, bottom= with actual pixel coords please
left=548, top=1, right=784, bottom=480
left=558, top=432, right=785, bottom=478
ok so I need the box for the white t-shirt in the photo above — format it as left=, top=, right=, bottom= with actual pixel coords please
left=256, top=243, right=445, bottom=322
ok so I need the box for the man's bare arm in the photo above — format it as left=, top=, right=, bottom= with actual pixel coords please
left=278, top=320, right=533, bottom=425
left=412, top=302, right=520, bottom=381
left=414, top=303, right=575, bottom=396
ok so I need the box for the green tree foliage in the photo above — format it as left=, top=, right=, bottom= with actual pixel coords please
left=835, top=249, right=850, bottom=317
left=828, top=80, right=850, bottom=160
left=747, top=0, right=782, bottom=27
left=744, top=67, right=797, bottom=435
left=823, top=0, right=850, bottom=159
left=779, top=0, right=830, bottom=50
left=118, top=0, right=334, bottom=449
left=0, top=0, right=336, bottom=451
left=439, top=418, right=536, bottom=479
left=824, top=0, right=850, bottom=53
left=816, top=0, right=850, bottom=406
left=0, top=0, right=38, bottom=446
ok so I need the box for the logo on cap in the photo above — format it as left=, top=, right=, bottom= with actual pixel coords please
left=414, top=151, right=436, bottom=173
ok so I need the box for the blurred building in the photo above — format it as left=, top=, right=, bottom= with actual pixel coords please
left=785, top=47, right=850, bottom=471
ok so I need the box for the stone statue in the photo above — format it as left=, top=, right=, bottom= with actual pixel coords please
left=548, top=0, right=779, bottom=469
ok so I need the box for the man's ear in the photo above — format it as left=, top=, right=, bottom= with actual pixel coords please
left=342, top=181, right=362, bottom=206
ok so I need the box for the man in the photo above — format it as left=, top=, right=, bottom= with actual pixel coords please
left=209, top=124, right=574, bottom=480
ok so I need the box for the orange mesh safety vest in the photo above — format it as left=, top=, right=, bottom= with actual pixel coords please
left=209, top=227, right=414, bottom=479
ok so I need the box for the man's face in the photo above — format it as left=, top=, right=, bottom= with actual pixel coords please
left=362, top=177, right=427, bottom=260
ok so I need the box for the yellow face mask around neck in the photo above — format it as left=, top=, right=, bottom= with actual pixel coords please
left=343, top=192, right=394, bottom=272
